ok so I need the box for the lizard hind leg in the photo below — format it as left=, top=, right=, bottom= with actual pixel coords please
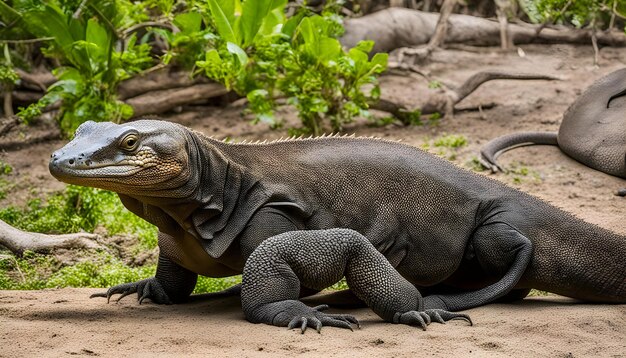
left=423, top=222, right=533, bottom=311
left=241, top=228, right=470, bottom=333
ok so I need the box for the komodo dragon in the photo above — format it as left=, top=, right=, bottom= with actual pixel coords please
left=49, top=119, right=626, bottom=333
left=480, top=68, right=626, bottom=178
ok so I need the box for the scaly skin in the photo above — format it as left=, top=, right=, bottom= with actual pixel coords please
left=49, top=119, right=626, bottom=333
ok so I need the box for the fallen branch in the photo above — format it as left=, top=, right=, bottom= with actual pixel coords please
left=0, top=219, right=104, bottom=256
left=10, top=69, right=226, bottom=121
left=375, top=70, right=559, bottom=122
left=341, top=8, right=626, bottom=54
left=126, top=82, right=228, bottom=117
left=0, top=129, right=61, bottom=151
left=0, top=115, right=21, bottom=137
left=118, top=69, right=210, bottom=99
left=449, top=71, right=560, bottom=104
left=15, top=69, right=56, bottom=91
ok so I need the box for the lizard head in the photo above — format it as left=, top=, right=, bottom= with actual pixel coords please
left=49, top=119, right=194, bottom=196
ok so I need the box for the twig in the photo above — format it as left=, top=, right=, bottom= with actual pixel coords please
left=0, top=37, right=55, bottom=44
left=14, top=69, right=52, bottom=91
left=0, top=115, right=21, bottom=137
left=397, top=0, right=458, bottom=63
left=591, top=20, right=599, bottom=66
left=386, top=62, right=431, bottom=81
left=609, top=0, right=617, bottom=30
left=535, top=0, right=572, bottom=37
left=122, top=21, right=176, bottom=37
left=72, top=0, right=89, bottom=19
left=2, top=89, right=13, bottom=117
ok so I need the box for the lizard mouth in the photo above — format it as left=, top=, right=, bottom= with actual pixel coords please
left=49, top=162, right=145, bottom=181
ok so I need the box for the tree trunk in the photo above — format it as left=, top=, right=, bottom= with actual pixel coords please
left=341, top=8, right=626, bottom=54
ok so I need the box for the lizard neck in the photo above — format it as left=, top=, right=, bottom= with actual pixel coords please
left=133, top=129, right=271, bottom=258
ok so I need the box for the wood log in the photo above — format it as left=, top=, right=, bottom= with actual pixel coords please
left=341, top=8, right=626, bottom=53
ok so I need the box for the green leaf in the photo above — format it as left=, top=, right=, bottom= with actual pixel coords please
left=370, top=53, right=388, bottom=71
left=298, top=16, right=316, bottom=45
left=86, top=19, right=111, bottom=57
left=348, top=48, right=368, bottom=64
left=354, top=40, right=374, bottom=53
left=23, top=5, right=74, bottom=50
left=227, top=42, right=248, bottom=67
left=173, top=12, right=202, bottom=34
left=258, top=7, right=285, bottom=36
left=207, top=0, right=238, bottom=44
left=240, top=0, right=286, bottom=46
left=282, top=9, right=306, bottom=38
left=204, top=49, right=222, bottom=66
left=317, top=37, right=341, bottom=63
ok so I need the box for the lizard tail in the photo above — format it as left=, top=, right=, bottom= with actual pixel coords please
left=524, top=211, right=626, bottom=303
left=479, top=132, right=558, bottom=172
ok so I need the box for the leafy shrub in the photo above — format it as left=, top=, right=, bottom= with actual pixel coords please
left=521, top=0, right=626, bottom=29
left=13, top=1, right=152, bottom=135
left=197, top=0, right=388, bottom=135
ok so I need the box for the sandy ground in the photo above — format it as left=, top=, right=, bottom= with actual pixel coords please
left=1, top=43, right=626, bottom=357
left=0, top=289, right=625, bottom=357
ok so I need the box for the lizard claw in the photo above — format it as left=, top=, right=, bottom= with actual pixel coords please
left=286, top=311, right=359, bottom=334
left=89, top=278, right=172, bottom=305
left=258, top=300, right=360, bottom=333
left=394, top=309, right=472, bottom=330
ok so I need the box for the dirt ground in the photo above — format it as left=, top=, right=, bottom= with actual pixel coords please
left=0, top=43, right=625, bottom=356
left=0, top=289, right=624, bottom=357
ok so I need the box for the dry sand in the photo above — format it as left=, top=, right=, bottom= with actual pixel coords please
left=0, top=289, right=625, bottom=357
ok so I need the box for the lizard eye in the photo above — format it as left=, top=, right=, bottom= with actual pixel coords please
left=120, top=133, right=139, bottom=151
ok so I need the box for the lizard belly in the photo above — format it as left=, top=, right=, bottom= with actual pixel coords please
left=158, top=232, right=241, bottom=277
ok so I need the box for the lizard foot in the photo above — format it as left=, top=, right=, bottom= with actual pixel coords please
left=285, top=304, right=360, bottom=334
left=393, top=309, right=472, bottom=330
left=90, top=277, right=172, bottom=304
left=256, top=300, right=360, bottom=334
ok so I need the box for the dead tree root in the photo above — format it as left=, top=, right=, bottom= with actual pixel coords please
left=0, top=219, right=105, bottom=256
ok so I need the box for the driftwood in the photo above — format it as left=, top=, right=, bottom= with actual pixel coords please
left=0, top=219, right=104, bottom=256
left=341, top=8, right=626, bottom=54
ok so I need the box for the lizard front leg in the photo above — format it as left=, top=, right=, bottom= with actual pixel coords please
left=241, top=228, right=471, bottom=333
left=91, top=233, right=198, bottom=304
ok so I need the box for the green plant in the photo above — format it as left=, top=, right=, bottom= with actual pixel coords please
left=196, top=0, right=388, bottom=135
left=0, top=161, right=13, bottom=175
left=506, top=162, right=542, bottom=184
left=434, top=134, right=468, bottom=148
left=521, top=0, right=626, bottom=29
left=153, top=11, right=216, bottom=68
left=194, top=275, right=241, bottom=294
left=16, top=1, right=152, bottom=136
left=466, top=156, right=487, bottom=172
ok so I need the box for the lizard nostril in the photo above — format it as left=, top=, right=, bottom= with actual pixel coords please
left=68, top=159, right=75, bottom=165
